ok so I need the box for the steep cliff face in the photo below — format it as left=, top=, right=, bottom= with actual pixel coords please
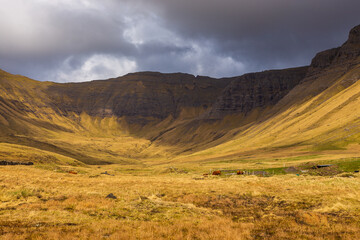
left=207, top=67, right=308, bottom=118
left=45, top=72, right=231, bottom=123
left=44, top=67, right=310, bottom=124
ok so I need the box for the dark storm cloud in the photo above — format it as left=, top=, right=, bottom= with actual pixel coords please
left=0, top=0, right=359, bottom=82
left=150, top=0, right=360, bottom=70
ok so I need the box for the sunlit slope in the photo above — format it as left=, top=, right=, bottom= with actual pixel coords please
left=182, top=62, right=360, bottom=162
left=0, top=69, right=81, bottom=135
left=0, top=142, right=83, bottom=165
left=0, top=71, right=232, bottom=164
left=0, top=70, right=154, bottom=164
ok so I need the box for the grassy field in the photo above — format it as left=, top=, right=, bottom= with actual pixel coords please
left=0, top=163, right=359, bottom=240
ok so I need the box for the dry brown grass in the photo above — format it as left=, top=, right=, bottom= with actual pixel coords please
left=0, top=165, right=359, bottom=239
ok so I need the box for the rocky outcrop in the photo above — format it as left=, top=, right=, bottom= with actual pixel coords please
left=207, top=67, right=308, bottom=118
left=307, top=47, right=341, bottom=76
left=335, top=24, right=360, bottom=65
left=307, top=24, right=360, bottom=77
left=347, top=24, right=360, bottom=44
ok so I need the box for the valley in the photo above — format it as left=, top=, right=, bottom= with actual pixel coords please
left=0, top=25, right=360, bottom=239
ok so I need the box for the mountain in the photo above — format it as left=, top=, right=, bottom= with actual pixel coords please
left=0, top=24, right=359, bottom=166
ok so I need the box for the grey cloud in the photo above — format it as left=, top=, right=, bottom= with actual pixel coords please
left=149, top=0, right=360, bottom=71
left=0, top=0, right=359, bottom=81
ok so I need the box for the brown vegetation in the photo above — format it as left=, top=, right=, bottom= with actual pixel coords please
left=0, top=166, right=359, bottom=239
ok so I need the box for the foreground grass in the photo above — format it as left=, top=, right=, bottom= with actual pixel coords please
left=0, top=165, right=359, bottom=240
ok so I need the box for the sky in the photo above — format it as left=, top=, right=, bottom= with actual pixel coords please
left=0, top=0, right=359, bottom=82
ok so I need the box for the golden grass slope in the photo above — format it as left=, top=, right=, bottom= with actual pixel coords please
left=0, top=165, right=359, bottom=239
left=0, top=70, right=162, bottom=164
left=180, top=61, right=360, bottom=164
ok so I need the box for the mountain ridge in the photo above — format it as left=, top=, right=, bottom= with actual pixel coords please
left=0, top=24, right=359, bottom=165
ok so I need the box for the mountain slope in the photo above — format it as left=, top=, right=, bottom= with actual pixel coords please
left=179, top=24, right=360, bottom=163
left=0, top=68, right=307, bottom=164
left=0, top=24, right=359, bottom=166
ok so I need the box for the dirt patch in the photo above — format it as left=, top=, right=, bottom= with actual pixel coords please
left=285, top=162, right=343, bottom=176
left=171, top=193, right=320, bottom=221
left=285, top=166, right=299, bottom=173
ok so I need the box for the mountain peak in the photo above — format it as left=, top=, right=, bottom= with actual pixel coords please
left=347, top=24, right=360, bottom=44
left=308, top=24, right=360, bottom=75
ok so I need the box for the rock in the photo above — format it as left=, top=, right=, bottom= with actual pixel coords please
left=101, top=171, right=114, bottom=176
left=0, top=160, right=34, bottom=166
left=139, top=196, right=148, bottom=201
left=106, top=193, right=117, bottom=199
left=89, top=175, right=100, bottom=178
left=193, top=177, right=205, bottom=180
